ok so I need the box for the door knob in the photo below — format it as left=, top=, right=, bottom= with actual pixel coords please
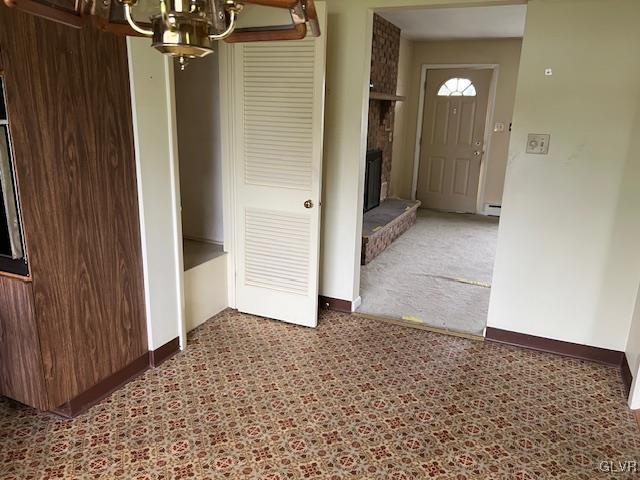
left=304, top=200, right=314, bottom=209
left=474, top=151, right=482, bottom=157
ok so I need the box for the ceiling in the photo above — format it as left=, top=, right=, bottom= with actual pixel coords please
left=377, top=5, right=527, bottom=41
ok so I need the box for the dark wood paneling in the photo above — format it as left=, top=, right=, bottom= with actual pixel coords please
left=52, top=352, right=149, bottom=418
left=485, top=327, right=625, bottom=367
left=0, top=6, right=148, bottom=407
left=3, top=0, right=84, bottom=28
left=0, top=276, right=48, bottom=410
left=149, top=337, right=180, bottom=368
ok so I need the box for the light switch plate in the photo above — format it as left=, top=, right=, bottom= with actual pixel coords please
left=526, top=134, right=550, bottom=155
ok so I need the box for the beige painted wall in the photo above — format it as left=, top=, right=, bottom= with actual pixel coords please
left=390, top=36, right=414, bottom=198
left=392, top=38, right=522, bottom=204
left=174, top=53, right=224, bottom=244
left=487, top=0, right=640, bottom=352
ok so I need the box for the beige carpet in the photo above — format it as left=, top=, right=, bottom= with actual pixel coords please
left=359, top=209, right=499, bottom=336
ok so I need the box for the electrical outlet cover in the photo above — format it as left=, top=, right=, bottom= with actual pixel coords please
left=526, top=134, right=550, bottom=155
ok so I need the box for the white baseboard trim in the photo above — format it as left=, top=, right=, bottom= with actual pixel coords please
left=183, top=235, right=224, bottom=246
left=352, top=296, right=362, bottom=312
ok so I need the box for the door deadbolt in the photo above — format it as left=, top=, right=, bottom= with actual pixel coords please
left=304, top=200, right=314, bottom=209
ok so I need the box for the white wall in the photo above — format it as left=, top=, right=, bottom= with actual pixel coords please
left=487, top=0, right=640, bottom=351
left=389, top=35, right=413, bottom=199
left=126, top=0, right=640, bottom=368
left=128, top=38, right=185, bottom=350
left=321, top=0, right=640, bottom=361
left=321, top=0, right=501, bottom=303
left=174, top=53, right=224, bottom=244
left=624, top=99, right=640, bottom=409
left=184, top=254, right=228, bottom=332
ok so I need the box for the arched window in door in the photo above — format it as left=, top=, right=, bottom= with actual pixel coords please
left=437, top=78, right=477, bottom=97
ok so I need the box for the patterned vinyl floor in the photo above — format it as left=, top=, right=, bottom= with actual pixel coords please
left=1, top=309, right=639, bottom=479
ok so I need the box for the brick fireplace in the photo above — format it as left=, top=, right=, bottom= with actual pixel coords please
left=361, top=14, right=420, bottom=266
left=367, top=14, right=400, bottom=202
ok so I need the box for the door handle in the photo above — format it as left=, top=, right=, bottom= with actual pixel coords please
left=474, top=151, right=482, bottom=157
left=304, top=199, right=314, bottom=209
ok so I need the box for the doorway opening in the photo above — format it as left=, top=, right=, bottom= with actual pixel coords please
left=357, top=4, right=526, bottom=337
left=173, top=53, right=229, bottom=333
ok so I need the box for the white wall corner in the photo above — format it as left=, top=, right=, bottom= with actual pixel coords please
left=127, top=38, right=154, bottom=353
left=127, top=38, right=185, bottom=352
left=164, top=57, right=187, bottom=350
left=352, top=296, right=362, bottom=312
left=629, top=373, right=640, bottom=410
left=625, top=283, right=640, bottom=408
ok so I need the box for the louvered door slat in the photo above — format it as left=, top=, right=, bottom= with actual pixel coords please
left=242, top=38, right=316, bottom=191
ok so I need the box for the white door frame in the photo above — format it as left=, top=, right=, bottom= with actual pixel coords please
left=219, top=42, right=239, bottom=309
left=411, top=64, right=500, bottom=214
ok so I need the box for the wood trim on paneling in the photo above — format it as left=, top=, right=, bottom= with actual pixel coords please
left=0, top=270, right=31, bottom=282
left=355, top=312, right=484, bottom=342
left=0, top=276, right=48, bottom=410
left=50, top=337, right=180, bottom=418
left=52, top=353, right=149, bottom=418
left=319, top=296, right=352, bottom=313
left=149, top=337, right=180, bottom=368
left=3, top=0, right=84, bottom=28
left=0, top=7, right=148, bottom=408
left=225, top=24, right=307, bottom=43
left=485, top=327, right=625, bottom=366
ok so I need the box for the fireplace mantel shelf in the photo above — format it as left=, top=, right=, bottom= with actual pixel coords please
left=369, top=92, right=406, bottom=102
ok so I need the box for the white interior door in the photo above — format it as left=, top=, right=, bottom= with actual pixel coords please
left=232, top=4, right=326, bottom=327
left=417, top=68, right=492, bottom=213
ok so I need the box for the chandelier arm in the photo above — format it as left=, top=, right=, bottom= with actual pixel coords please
left=123, top=4, right=153, bottom=37
left=240, top=0, right=297, bottom=7
left=208, top=9, right=237, bottom=40
left=303, top=0, right=320, bottom=37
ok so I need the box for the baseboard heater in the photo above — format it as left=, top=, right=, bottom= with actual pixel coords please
left=484, top=204, right=501, bottom=217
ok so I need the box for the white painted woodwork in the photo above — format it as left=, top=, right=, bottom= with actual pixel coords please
left=231, top=5, right=327, bottom=327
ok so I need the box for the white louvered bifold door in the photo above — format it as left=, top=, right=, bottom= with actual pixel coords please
left=232, top=3, right=326, bottom=327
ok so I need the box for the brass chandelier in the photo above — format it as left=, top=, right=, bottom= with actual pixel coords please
left=118, top=0, right=320, bottom=62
